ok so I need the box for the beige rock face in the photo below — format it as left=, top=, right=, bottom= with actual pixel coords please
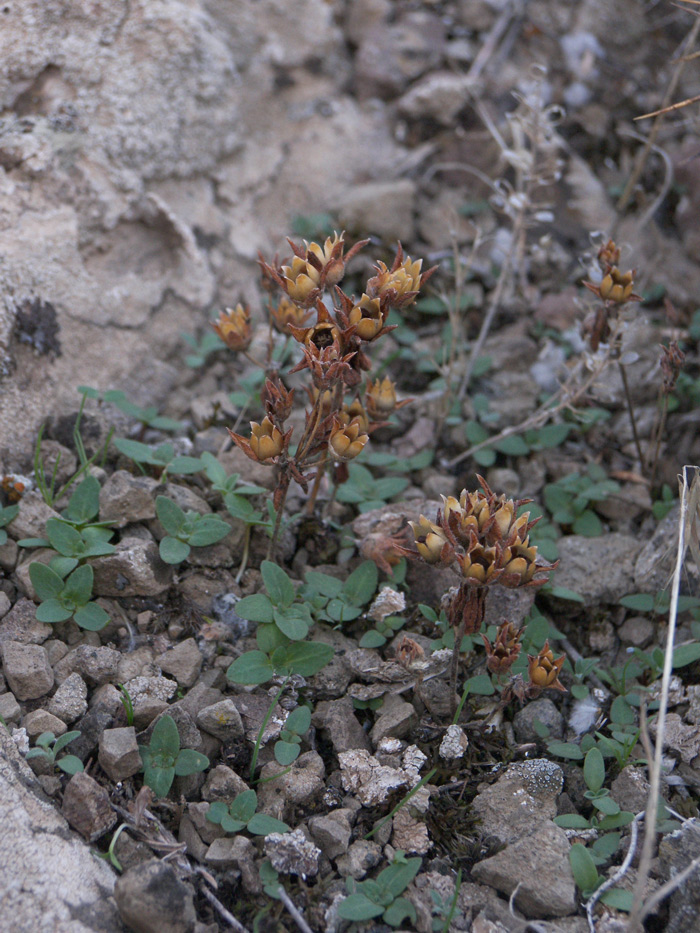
left=0, top=0, right=407, bottom=469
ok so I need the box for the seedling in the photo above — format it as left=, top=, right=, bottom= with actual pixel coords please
left=338, top=851, right=422, bottom=927
left=138, top=714, right=209, bottom=797
left=335, top=462, right=409, bottom=513
left=117, top=684, right=135, bottom=727
left=155, top=495, right=231, bottom=564
left=302, top=560, right=379, bottom=624
left=554, top=748, right=634, bottom=837
left=274, top=706, right=311, bottom=766
left=543, top=463, right=620, bottom=537
left=199, top=451, right=267, bottom=500
left=430, top=869, right=464, bottom=933
left=92, top=388, right=183, bottom=434
left=29, top=561, right=109, bottom=631
left=26, top=730, right=83, bottom=775
left=112, top=439, right=203, bottom=480
left=181, top=328, right=225, bottom=369
left=206, top=790, right=289, bottom=836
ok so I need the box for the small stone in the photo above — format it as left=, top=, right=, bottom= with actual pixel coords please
left=92, top=537, right=173, bottom=597
left=617, top=615, right=654, bottom=647
left=264, top=828, right=321, bottom=878
left=98, top=727, right=142, bottom=781
left=312, top=697, right=372, bottom=754
left=22, top=709, right=67, bottom=741
left=99, top=470, right=160, bottom=527
left=397, top=71, right=473, bottom=125
left=1, top=641, right=54, bottom=700
left=62, top=771, right=117, bottom=842
left=392, top=793, right=431, bottom=854
left=471, top=760, right=563, bottom=845
left=123, top=675, right=178, bottom=729
left=257, top=752, right=325, bottom=819
left=513, top=698, right=564, bottom=743
left=338, top=748, right=409, bottom=806
left=196, top=699, right=244, bottom=742
left=370, top=693, right=416, bottom=745
left=157, top=638, right=202, bottom=688
left=114, top=860, right=196, bottom=933
left=0, top=691, right=21, bottom=723
left=610, top=766, right=650, bottom=814
left=186, top=801, right=227, bottom=844
left=0, top=597, right=52, bottom=645
left=309, top=812, right=352, bottom=860
left=7, top=490, right=60, bottom=540
left=205, top=835, right=261, bottom=893
left=117, top=646, right=156, bottom=683
left=471, top=821, right=577, bottom=918
left=201, top=764, right=249, bottom=802
left=70, top=709, right=115, bottom=762
left=439, top=724, right=469, bottom=759
left=46, top=672, right=89, bottom=724
left=54, top=644, right=121, bottom=687
left=336, top=840, right=383, bottom=879
left=336, top=179, right=417, bottom=243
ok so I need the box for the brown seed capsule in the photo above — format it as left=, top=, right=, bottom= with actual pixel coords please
left=366, top=376, right=398, bottom=419
left=212, top=304, right=252, bottom=351
left=408, top=515, right=449, bottom=564
left=348, top=294, right=384, bottom=341
left=527, top=640, right=566, bottom=691
left=328, top=417, right=368, bottom=461
left=249, top=416, right=284, bottom=461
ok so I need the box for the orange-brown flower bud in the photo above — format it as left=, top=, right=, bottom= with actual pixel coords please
left=249, top=416, right=284, bottom=461
left=408, top=515, right=448, bottom=564
left=348, top=294, right=384, bottom=341
left=212, top=304, right=252, bottom=351
left=307, top=233, right=346, bottom=287
left=340, top=399, right=369, bottom=434
left=598, top=238, right=621, bottom=270
left=280, top=255, right=322, bottom=305
left=328, top=417, right=368, bottom=461
left=269, top=297, right=314, bottom=334
left=366, top=376, right=398, bottom=420
left=599, top=267, right=635, bottom=304
left=527, top=640, right=566, bottom=692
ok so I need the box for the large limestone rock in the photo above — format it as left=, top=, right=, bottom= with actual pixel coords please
left=0, top=727, right=123, bottom=932
left=0, top=0, right=406, bottom=468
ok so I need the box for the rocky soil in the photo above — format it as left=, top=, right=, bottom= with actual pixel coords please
left=2, top=1, right=700, bottom=932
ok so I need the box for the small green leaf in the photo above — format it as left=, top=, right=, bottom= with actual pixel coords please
left=227, top=651, right=275, bottom=685
left=672, top=643, right=700, bottom=669
left=380, top=857, right=423, bottom=898
left=619, top=593, right=655, bottom=612
left=155, top=496, right=187, bottom=535
left=590, top=832, right=621, bottom=862
left=281, top=642, right=334, bottom=677
left=569, top=843, right=600, bottom=895
left=383, top=897, right=416, bottom=928
left=342, top=561, right=378, bottom=606
left=62, top=564, right=94, bottom=607
left=464, top=673, right=495, bottom=695
left=247, top=813, right=291, bottom=835
left=113, top=437, right=159, bottom=464
left=548, top=742, right=584, bottom=760
left=610, top=696, right=636, bottom=725
left=29, top=562, right=65, bottom=600
left=63, top=475, right=100, bottom=524
left=338, top=894, right=385, bottom=922
left=274, top=741, right=301, bottom=766
left=554, top=814, right=591, bottom=829
left=53, top=730, right=82, bottom=754
left=599, top=888, right=634, bottom=912
left=285, top=706, right=311, bottom=735
left=236, top=594, right=274, bottom=623
left=359, top=630, right=387, bottom=648
left=594, top=795, right=620, bottom=817
left=206, top=801, right=228, bottom=824
left=188, top=517, right=230, bottom=547
left=273, top=607, right=309, bottom=641
left=36, top=598, right=74, bottom=623
left=546, top=586, right=585, bottom=603
left=144, top=763, right=175, bottom=798
left=149, top=715, right=180, bottom=760
left=73, top=602, right=110, bottom=631
left=174, top=748, right=209, bottom=776
left=261, top=560, right=295, bottom=608
left=168, top=456, right=204, bottom=474
left=584, top=747, right=605, bottom=794
left=57, top=755, right=84, bottom=775
left=159, top=537, right=191, bottom=564
left=495, top=435, right=530, bottom=456
left=46, top=519, right=84, bottom=557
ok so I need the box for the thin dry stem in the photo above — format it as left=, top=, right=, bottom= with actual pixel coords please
left=276, top=886, right=314, bottom=933
left=628, top=466, right=697, bottom=930
left=618, top=14, right=700, bottom=211
left=618, top=360, right=645, bottom=467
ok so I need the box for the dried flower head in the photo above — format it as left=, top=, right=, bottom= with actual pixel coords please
left=366, top=244, right=436, bottom=309
left=348, top=294, right=385, bottom=341
left=408, top=515, right=449, bottom=564
left=269, top=297, right=314, bottom=335
left=366, top=376, right=399, bottom=420
left=394, top=635, right=426, bottom=671
left=482, top=621, right=522, bottom=675
left=212, top=304, right=252, bottom=351
left=328, top=417, right=368, bottom=461
left=660, top=340, right=685, bottom=394
left=527, top=640, right=566, bottom=692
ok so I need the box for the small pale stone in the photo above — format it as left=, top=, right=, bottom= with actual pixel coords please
left=22, top=709, right=67, bottom=741
left=2, top=641, right=54, bottom=700
left=338, top=748, right=409, bottom=806
left=114, top=861, right=196, bottom=933
left=196, top=699, right=244, bottom=741
left=157, top=638, right=202, bottom=688
left=47, top=672, right=88, bottom=723
left=309, top=813, right=352, bottom=860
left=264, top=828, right=321, bottom=878
left=62, top=771, right=117, bottom=842
left=98, top=726, right=142, bottom=781
left=440, top=724, right=469, bottom=759
left=336, top=840, right=382, bottom=879
left=0, top=691, right=21, bottom=724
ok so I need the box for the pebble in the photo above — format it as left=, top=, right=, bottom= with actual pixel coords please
left=439, top=724, right=469, bottom=759
left=264, top=828, right=321, bottom=878
left=114, top=860, right=196, bottom=933
left=46, top=672, right=89, bottom=723
left=98, top=726, right=143, bottom=781
left=62, top=771, right=117, bottom=842
left=1, top=641, right=54, bottom=700
left=196, top=699, right=244, bottom=742
left=157, top=638, right=203, bottom=688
